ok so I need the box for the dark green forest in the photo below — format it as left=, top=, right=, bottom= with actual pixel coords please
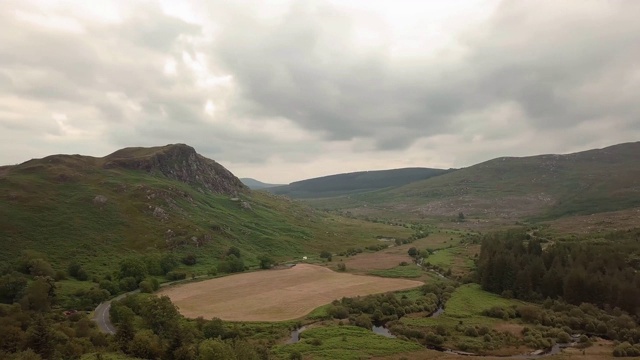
left=477, top=229, right=640, bottom=314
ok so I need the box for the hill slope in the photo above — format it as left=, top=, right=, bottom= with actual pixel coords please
left=310, top=142, right=640, bottom=220
left=267, top=167, right=450, bottom=198
left=240, top=178, right=284, bottom=189
left=0, top=144, right=410, bottom=275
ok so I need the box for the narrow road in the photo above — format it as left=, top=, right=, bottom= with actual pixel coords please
left=94, top=301, right=116, bottom=334
left=93, top=290, right=139, bottom=334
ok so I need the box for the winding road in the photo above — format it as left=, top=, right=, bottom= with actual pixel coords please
left=93, top=290, right=139, bottom=334
left=94, top=301, right=116, bottom=334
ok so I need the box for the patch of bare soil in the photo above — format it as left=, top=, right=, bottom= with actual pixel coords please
left=157, top=264, right=422, bottom=321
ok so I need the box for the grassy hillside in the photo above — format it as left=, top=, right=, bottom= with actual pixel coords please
left=267, top=167, right=450, bottom=198
left=0, top=145, right=413, bottom=276
left=306, top=142, right=640, bottom=220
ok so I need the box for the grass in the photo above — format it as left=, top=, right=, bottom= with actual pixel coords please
left=271, top=325, right=423, bottom=360
left=369, top=264, right=424, bottom=278
left=401, top=283, right=525, bottom=331
left=444, top=284, right=523, bottom=318
left=425, top=248, right=455, bottom=268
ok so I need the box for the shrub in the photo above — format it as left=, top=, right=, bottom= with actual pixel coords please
left=337, top=263, right=346, bottom=272
left=166, top=271, right=187, bottom=281
left=353, top=314, right=372, bottom=329
left=329, top=306, right=349, bottom=319
left=464, top=327, right=479, bottom=337
left=182, top=254, right=197, bottom=266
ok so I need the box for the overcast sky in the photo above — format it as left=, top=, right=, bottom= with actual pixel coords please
left=1, top=0, right=639, bottom=183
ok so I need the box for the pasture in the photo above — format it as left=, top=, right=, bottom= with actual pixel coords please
left=158, top=264, right=422, bottom=321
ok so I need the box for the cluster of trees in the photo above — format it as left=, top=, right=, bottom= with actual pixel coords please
left=0, top=252, right=66, bottom=312
left=110, top=294, right=271, bottom=359
left=484, top=299, right=640, bottom=345
left=0, top=304, right=111, bottom=359
left=216, top=247, right=245, bottom=274
left=477, top=229, right=640, bottom=315
left=325, top=290, right=441, bottom=328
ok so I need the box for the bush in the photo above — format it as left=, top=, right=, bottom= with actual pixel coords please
left=139, top=278, right=159, bottom=293
left=353, top=314, right=372, bottom=329
left=182, top=254, right=197, bottom=266
left=329, top=306, right=349, bottom=319
left=464, top=327, right=479, bottom=337
left=337, top=263, right=346, bottom=272
left=119, top=277, right=138, bottom=292
left=166, top=271, right=187, bottom=281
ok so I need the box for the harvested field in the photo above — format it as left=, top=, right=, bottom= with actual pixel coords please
left=158, top=264, right=422, bottom=321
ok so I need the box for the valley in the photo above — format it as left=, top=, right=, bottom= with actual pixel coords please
left=1, top=143, right=639, bottom=360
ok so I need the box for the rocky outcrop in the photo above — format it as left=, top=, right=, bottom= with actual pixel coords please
left=102, top=144, right=247, bottom=195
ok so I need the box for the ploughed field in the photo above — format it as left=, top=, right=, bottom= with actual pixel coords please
left=158, top=264, right=423, bottom=321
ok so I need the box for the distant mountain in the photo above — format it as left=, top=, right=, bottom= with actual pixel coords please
left=332, top=142, right=640, bottom=220
left=240, top=178, right=284, bottom=190
left=267, top=167, right=451, bottom=198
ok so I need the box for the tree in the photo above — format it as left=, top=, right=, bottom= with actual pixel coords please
left=226, top=246, right=241, bottom=258
left=258, top=255, right=275, bottom=269
left=408, top=247, right=419, bottom=257
left=203, top=318, right=225, bottom=339
left=25, top=316, right=54, bottom=358
left=225, top=255, right=245, bottom=273
left=139, top=296, right=180, bottom=338
left=64, top=261, right=88, bottom=280
left=160, top=254, right=179, bottom=275
left=319, top=251, right=332, bottom=261
left=127, top=330, right=163, bottom=359
left=0, top=273, right=27, bottom=303
left=27, top=259, right=55, bottom=277
left=119, top=258, right=147, bottom=282
left=21, top=277, right=55, bottom=312
left=337, top=263, right=346, bottom=272
left=199, top=339, right=236, bottom=360
left=182, top=254, right=197, bottom=266
left=458, top=212, right=465, bottom=221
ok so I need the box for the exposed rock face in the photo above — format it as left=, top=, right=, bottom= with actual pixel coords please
left=102, top=144, right=247, bottom=195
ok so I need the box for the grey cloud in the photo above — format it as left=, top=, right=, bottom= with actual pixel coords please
left=209, top=0, right=640, bottom=151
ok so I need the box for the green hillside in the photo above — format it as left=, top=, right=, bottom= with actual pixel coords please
left=0, top=144, right=412, bottom=276
left=303, top=142, right=640, bottom=220
left=267, top=167, right=450, bottom=198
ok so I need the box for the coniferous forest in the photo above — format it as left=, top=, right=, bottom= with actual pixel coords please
left=477, top=229, right=640, bottom=315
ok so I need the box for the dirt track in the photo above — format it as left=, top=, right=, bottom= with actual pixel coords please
left=157, top=264, right=422, bottom=321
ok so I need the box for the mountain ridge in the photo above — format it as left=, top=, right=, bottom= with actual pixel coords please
left=267, top=167, right=451, bottom=198
left=240, top=178, right=284, bottom=190
left=292, top=142, right=640, bottom=220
